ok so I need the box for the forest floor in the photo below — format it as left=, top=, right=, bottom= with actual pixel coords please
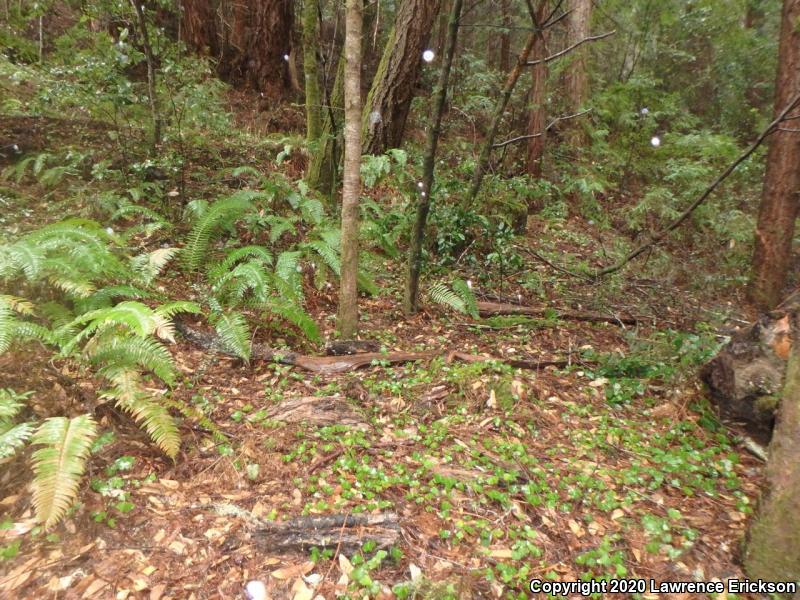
left=0, top=113, right=768, bottom=600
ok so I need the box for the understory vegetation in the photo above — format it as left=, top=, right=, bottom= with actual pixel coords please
left=0, top=0, right=794, bottom=598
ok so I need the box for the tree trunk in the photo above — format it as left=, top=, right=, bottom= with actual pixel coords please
left=564, top=0, right=592, bottom=144
left=181, top=0, right=294, bottom=99
left=526, top=2, right=549, bottom=179
left=404, top=0, right=463, bottom=315
left=362, top=0, right=442, bottom=155
left=744, top=314, right=800, bottom=581
left=749, top=0, right=800, bottom=310
left=306, top=55, right=345, bottom=195
left=338, top=0, right=363, bottom=338
left=129, top=0, right=161, bottom=155
left=302, top=0, right=322, bottom=143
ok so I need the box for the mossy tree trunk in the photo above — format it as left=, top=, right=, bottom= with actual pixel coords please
left=306, top=54, right=345, bottom=195
left=337, top=0, right=363, bottom=338
left=362, top=0, right=442, bottom=155
left=744, top=315, right=800, bottom=582
left=302, top=0, right=322, bottom=144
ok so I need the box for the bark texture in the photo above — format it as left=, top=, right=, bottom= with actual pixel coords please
left=404, top=0, right=463, bottom=315
left=181, top=0, right=294, bottom=98
left=362, top=0, right=442, bottom=154
left=338, top=0, right=363, bottom=338
left=526, top=2, right=549, bottom=178
left=563, top=0, right=592, bottom=144
left=306, top=55, right=345, bottom=195
left=302, top=0, right=323, bottom=142
left=749, top=0, right=800, bottom=309
left=744, top=313, right=800, bottom=581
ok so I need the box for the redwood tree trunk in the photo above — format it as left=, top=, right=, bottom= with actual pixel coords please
left=338, top=0, right=363, bottom=338
left=499, top=0, right=511, bottom=72
left=749, top=0, right=800, bottom=309
left=362, top=0, right=442, bottom=154
left=564, top=0, right=592, bottom=144
left=181, top=0, right=294, bottom=98
left=526, top=2, right=549, bottom=178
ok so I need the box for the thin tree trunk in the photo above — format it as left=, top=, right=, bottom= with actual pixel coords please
left=564, top=0, right=592, bottom=145
left=744, top=319, right=800, bottom=580
left=362, top=0, right=442, bottom=154
left=404, top=0, right=463, bottom=315
left=749, top=0, right=800, bottom=309
left=130, top=0, right=162, bottom=154
left=303, top=0, right=323, bottom=143
left=463, top=33, right=537, bottom=207
left=338, top=0, right=363, bottom=338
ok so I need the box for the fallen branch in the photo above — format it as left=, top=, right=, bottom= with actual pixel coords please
left=447, top=351, right=584, bottom=370
left=493, top=109, right=591, bottom=148
left=476, top=301, right=638, bottom=325
left=525, top=30, right=616, bottom=66
left=254, top=512, right=400, bottom=553
left=595, top=90, right=800, bottom=277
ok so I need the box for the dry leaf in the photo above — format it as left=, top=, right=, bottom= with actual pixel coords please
left=291, top=578, right=314, bottom=600
left=338, top=554, right=353, bottom=576
left=271, top=561, right=315, bottom=580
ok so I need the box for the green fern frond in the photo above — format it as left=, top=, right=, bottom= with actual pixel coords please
left=357, top=272, right=380, bottom=296
left=90, top=335, right=176, bottom=386
left=0, top=295, right=35, bottom=315
left=0, top=388, right=31, bottom=420
left=267, top=301, right=320, bottom=343
left=452, top=279, right=479, bottom=318
left=299, top=198, right=325, bottom=225
left=266, top=215, right=297, bottom=243
left=211, top=311, right=251, bottom=362
left=102, top=368, right=180, bottom=458
left=0, top=297, right=13, bottom=354
left=305, top=239, right=341, bottom=276
left=428, top=282, right=467, bottom=314
left=154, top=301, right=202, bottom=320
left=30, top=415, right=97, bottom=529
left=182, top=196, right=253, bottom=271
left=131, top=248, right=179, bottom=284
left=10, top=321, right=56, bottom=346
left=0, top=422, right=35, bottom=459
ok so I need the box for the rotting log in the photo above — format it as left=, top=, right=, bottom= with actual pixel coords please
left=176, top=316, right=585, bottom=374
left=254, top=512, right=400, bottom=553
left=476, top=301, right=638, bottom=326
left=702, top=291, right=798, bottom=441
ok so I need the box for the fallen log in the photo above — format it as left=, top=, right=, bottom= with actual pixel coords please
left=476, top=301, right=638, bottom=325
left=254, top=512, right=400, bottom=553
left=175, top=317, right=433, bottom=374
left=176, top=316, right=584, bottom=373
left=702, top=292, right=797, bottom=441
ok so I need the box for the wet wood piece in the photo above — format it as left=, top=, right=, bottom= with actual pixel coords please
left=254, top=512, right=400, bottom=553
